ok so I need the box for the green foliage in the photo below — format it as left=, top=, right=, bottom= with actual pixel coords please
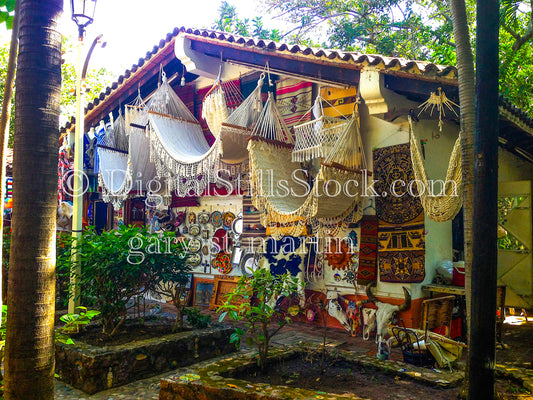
left=0, top=35, right=113, bottom=146
left=218, top=268, right=301, bottom=370
left=67, top=225, right=188, bottom=336
left=183, top=307, right=210, bottom=329
left=0, top=0, right=15, bottom=30
left=213, top=1, right=282, bottom=40
left=55, top=306, right=100, bottom=345
left=144, top=231, right=191, bottom=332
left=235, top=0, right=532, bottom=117
left=60, top=36, right=114, bottom=126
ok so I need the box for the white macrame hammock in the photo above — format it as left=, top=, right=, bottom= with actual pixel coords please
left=409, top=115, right=463, bottom=222
left=146, top=72, right=222, bottom=197
left=292, top=95, right=349, bottom=162
left=98, top=103, right=157, bottom=209
left=248, top=92, right=365, bottom=238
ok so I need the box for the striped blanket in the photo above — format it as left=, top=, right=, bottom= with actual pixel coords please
left=276, top=78, right=313, bottom=136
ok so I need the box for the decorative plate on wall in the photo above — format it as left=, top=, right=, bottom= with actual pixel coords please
left=198, top=212, right=210, bottom=225
left=210, top=211, right=223, bottom=228
left=189, top=224, right=201, bottom=237
left=187, top=211, right=196, bottom=225
left=187, top=253, right=202, bottom=267
left=188, top=238, right=202, bottom=253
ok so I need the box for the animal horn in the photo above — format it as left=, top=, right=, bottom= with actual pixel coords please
left=365, top=281, right=379, bottom=304
left=398, top=287, right=412, bottom=312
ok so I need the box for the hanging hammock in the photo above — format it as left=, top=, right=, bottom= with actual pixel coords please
left=217, top=75, right=264, bottom=164
left=201, top=77, right=243, bottom=138
left=292, top=95, right=349, bottom=162
left=98, top=96, right=158, bottom=209
left=409, top=116, right=462, bottom=222
left=145, top=72, right=222, bottom=197
left=248, top=92, right=365, bottom=238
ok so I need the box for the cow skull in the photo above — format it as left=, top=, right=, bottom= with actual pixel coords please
left=366, top=282, right=411, bottom=342
left=328, top=298, right=351, bottom=332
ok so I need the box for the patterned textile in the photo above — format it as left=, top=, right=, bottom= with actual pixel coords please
left=320, top=86, right=358, bottom=117
left=275, top=78, right=312, bottom=136
left=357, top=215, right=378, bottom=284
left=241, top=195, right=266, bottom=252
left=262, top=236, right=304, bottom=277
left=93, top=123, right=107, bottom=175
left=196, top=80, right=242, bottom=146
left=58, top=148, right=72, bottom=203
left=374, top=143, right=425, bottom=283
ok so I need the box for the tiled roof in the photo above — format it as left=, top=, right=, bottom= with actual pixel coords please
left=63, top=27, right=533, bottom=140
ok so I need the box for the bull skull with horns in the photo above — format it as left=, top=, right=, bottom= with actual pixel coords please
left=365, top=282, right=411, bottom=342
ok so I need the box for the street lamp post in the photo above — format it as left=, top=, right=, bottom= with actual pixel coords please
left=69, top=0, right=98, bottom=313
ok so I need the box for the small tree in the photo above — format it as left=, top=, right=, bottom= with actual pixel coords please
left=145, top=232, right=191, bottom=332
left=218, top=268, right=301, bottom=370
left=72, top=226, right=151, bottom=336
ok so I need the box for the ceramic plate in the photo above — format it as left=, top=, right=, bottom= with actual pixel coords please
left=198, top=212, right=210, bottom=225
left=187, top=253, right=202, bottom=266
left=210, top=211, right=223, bottom=228
left=189, top=224, right=201, bottom=237
left=188, top=238, right=202, bottom=253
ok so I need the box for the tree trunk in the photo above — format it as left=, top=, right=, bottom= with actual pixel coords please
left=469, top=1, right=499, bottom=398
left=449, top=0, right=475, bottom=397
left=4, top=1, right=63, bottom=399
left=0, top=0, right=20, bottom=317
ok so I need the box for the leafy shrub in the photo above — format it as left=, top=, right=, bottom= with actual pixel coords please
left=67, top=225, right=188, bottom=337
left=183, top=307, right=210, bottom=329
left=56, top=306, right=100, bottom=345
left=144, top=232, right=191, bottom=332
left=218, top=268, right=301, bottom=370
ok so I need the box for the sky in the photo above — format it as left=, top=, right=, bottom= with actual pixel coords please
left=62, top=0, right=279, bottom=77
left=1, top=0, right=280, bottom=78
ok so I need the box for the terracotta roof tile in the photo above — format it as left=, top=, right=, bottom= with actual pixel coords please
left=65, top=27, right=531, bottom=134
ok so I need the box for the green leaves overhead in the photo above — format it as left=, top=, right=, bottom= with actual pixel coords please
left=0, top=0, right=15, bottom=29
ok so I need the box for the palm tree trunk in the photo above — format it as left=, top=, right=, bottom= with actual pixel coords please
left=449, top=0, right=475, bottom=397
left=4, top=1, right=63, bottom=399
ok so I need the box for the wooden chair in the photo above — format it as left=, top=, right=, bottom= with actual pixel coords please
left=420, top=295, right=455, bottom=337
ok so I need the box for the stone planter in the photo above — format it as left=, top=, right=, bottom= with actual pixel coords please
left=159, top=347, right=465, bottom=400
left=55, top=325, right=236, bottom=394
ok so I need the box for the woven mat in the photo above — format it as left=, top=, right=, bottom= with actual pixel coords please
left=373, top=143, right=426, bottom=283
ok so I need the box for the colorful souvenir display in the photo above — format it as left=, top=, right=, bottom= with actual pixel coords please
left=210, top=211, right=223, bottom=227
left=187, top=211, right=196, bottom=225
left=214, top=251, right=232, bottom=274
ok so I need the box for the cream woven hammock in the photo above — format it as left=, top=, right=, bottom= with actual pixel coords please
left=409, top=116, right=462, bottom=222
left=145, top=72, right=222, bottom=196
left=248, top=92, right=365, bottom=238
left=216, top=75, right=264, bottom=164
left=292, top=95, right=349, bottom=162
left=98, top=100, right=157, bottom=209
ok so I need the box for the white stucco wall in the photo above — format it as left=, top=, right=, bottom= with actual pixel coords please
left=359, top=102, right=459, bottom=300
left=360, top=96, right=533, bottom=301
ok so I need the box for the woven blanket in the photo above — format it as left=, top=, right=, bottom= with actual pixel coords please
left=241, top=195, right=266, bottom=252
left=373, top=143, right=425, bottom=283
left=357, top=215, right=378, bottom=284
left=321, top=86, right=358, bottom=117
left=276, top=78, right=312, bottom=136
